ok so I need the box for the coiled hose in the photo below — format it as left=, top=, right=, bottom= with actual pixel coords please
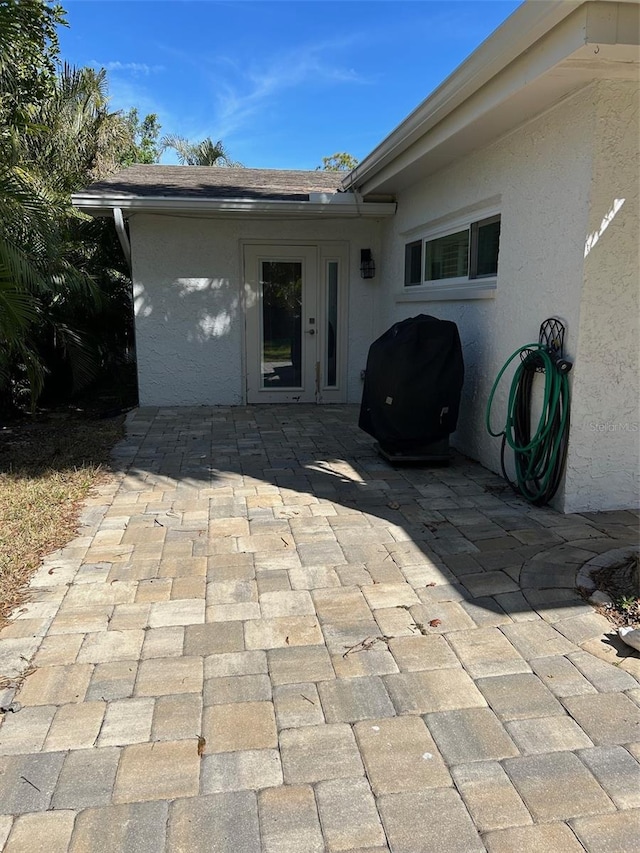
left=485, top=343, right=570, bottom=506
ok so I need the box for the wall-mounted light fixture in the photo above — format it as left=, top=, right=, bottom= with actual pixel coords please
left=360, top=249, right=375, bottom=279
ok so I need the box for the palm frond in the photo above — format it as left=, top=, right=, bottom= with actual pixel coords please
left=53, top=321, right=98, bottom=391
left=161, top=134, right=242, bottom=167
left=0, top=267, right=40, bottom=343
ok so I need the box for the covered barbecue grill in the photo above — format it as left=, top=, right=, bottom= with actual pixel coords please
left=359, top=314, right=464, bottom=463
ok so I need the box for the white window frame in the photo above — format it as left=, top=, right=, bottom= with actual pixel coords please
left=397, top=204, right=501, bottom=302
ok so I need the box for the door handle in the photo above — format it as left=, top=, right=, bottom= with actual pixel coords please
left=306, top=329, right=315, bottom=335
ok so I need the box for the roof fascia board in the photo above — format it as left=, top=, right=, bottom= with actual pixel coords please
left=71, top=195, right=396, bottom=218
left=341, top=0, right=607, bottom=192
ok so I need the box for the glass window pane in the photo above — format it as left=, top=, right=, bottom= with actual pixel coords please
left=326, top=262, right=338, bottom=387
left=261, top=261, right=302, bottom=388
left=425, top=229, right=469, bottom=281
left=475, top=217, right=501, bottom=277
left=404, top=240, right=422, bottom=286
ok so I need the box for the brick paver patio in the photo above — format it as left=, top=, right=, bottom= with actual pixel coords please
left=1, top=405, right=638, bottom=852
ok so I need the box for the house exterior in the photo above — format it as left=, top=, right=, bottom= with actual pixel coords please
left=73, top=0, right=639, bottom=514
left=76, top=167, right=393, bottom=407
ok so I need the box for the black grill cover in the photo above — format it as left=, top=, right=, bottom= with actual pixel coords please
left=359, top=314, right=464, bottom=451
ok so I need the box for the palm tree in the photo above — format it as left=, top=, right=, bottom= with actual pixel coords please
left=0, top=2, right=132, bottom=410
left=0, top=0, right=62, bottom=407
left=0, top=167, right=48, bottom=402
left=0, top=152, right=102, bottom=408
left=162, top=134, right=242, bottom=167
left=24, top=63, right=131, bottom=193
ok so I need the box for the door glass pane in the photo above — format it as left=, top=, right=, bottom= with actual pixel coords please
left=326, top=262, right=338, bottom=387
left=261, top=261, right=302, bottom=388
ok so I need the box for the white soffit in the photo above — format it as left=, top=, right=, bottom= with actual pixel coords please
left=346, top=0, right=640, bottom=196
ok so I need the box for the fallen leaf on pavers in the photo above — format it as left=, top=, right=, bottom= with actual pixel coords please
left=387, top=501, right=400, bottom=510
left=429, top=619, right=442, bottom=628
left=425, top=582, right=437, bottom=587
left=197, top=736, right=206, bottom=757
left=285, top=636, right=290, bottom=645
left=154, top=519, right=164, bottom=527
left=48, top=568, right=55, bottom=575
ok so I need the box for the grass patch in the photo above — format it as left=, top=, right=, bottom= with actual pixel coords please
left=263, top=341, right=292, bottom=361
left=0, top=415, right=124, bottom=628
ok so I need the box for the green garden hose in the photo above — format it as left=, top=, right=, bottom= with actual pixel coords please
left=486, top=341, right=571, bottom=506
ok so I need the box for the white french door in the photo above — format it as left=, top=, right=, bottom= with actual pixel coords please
left=244, top=243, right=347, bottom=403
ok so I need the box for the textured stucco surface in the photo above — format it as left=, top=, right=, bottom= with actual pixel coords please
left=563, top=81, right=640, bottom=512
left=376, top=86, right=595, bottom=504
left=130, top=216, right=381, bottom=406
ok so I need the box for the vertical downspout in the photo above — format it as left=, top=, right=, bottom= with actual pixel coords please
left=113, top=207, right=132, bottom=272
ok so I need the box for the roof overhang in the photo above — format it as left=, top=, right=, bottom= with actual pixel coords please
left=343, top=0, right=640, bottom=196
left=71, top=192, right=397, bottom=219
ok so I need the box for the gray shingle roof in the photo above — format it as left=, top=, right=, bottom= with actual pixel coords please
left=81, top=165, right=344, bottom=202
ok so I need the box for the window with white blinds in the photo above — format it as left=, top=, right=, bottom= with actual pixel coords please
left=404, top=213, right=501, bottom=288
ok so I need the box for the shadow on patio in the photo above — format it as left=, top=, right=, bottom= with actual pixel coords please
left=112, top=404, right=638, bottom=665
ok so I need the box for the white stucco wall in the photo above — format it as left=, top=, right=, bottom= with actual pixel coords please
left=375, top=81, right=639, bottom=512
left=376, top=86, right=597, bottom=509
left=129, top=215, right=382, bottom=406
left=563, top=81, right=640, bottom=512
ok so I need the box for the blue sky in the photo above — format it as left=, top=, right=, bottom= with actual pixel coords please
left=58, top=1, right=522, bottom=169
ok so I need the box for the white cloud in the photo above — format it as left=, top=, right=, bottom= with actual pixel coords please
left=212, top=38, right=369, bottom=136
left=92, top=60, right=164, bottom=75
left=155, top=34, right=369, bottom=141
